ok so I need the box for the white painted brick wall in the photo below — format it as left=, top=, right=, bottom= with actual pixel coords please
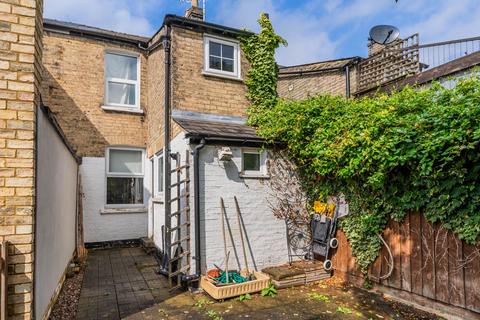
left=199, top=146, right=289, bottom=272
left=81, top=157, right=149, bottom=243
left=150, top=134, right=290, bottom=273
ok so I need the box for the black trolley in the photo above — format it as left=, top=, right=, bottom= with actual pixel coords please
left=309, top=205, right=339, bottom=271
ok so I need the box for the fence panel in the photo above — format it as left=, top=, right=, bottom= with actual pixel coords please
left=332, top=212, right=480, bottom=314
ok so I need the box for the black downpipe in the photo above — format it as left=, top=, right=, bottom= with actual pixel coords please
left=162, top=24, right=172, bottom=271
left=180, top=139, right=206, bottom=284
left=345, top=64, right=351, bottom=98
left=193, top=139, right=205, bottom=274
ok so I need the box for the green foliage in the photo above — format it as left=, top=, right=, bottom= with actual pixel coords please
left=206, top=310, right=223, bottom=320
left=251, top=75, right=480, bottom=272
left=195, top=298, right=214, bottom=309
left=237, top=293, right=253, bottom=301
left=337, top=306, right=353, bottom=314
left=261, top=282, right=278, bottom=297
left=240, top=13, right=287, bottom=126
left=308, top=292, right=330, bottom=302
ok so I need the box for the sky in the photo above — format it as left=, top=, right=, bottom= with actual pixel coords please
left=44, top=0, right=480, bottom=66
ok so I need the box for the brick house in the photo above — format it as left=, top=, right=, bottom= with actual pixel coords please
left=3, top=0, right=480, bottom=318
left=2, top=0, right=353, bottom=318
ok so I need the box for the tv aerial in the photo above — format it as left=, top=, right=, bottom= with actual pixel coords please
left=369, top=25, right=400, bottom=45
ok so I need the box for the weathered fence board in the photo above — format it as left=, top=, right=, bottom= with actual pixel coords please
left=435, top=226, right=449, bottom=303
left=410, top=213, right=423, bottom=296
left=448, top=232, right=465, bottom=308
left=399, top=214, right=411, bottom=292
left=464, top=243, right=480, bottom=313
left=332, top=212, right=480, bottom=315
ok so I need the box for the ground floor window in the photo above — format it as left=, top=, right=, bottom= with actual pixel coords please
left=241, top=148, right=268, bottom=177
left=106, top=147, right=144, bottom=206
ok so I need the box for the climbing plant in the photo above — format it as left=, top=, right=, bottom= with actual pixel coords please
left=240, top=13, right=287, bottom=126
left=241, top=13, right=480, bottom=273
left=253, top=77, right=480, bottom=272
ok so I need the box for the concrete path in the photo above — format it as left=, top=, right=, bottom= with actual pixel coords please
left=77, top=247, right=170, bottom=320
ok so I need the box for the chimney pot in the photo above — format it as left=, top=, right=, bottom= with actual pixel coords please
left=185, top=0, right=203, bottom=20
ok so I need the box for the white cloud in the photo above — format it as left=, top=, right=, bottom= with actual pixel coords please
left=213, top=0, right=338, bottom=66
left=400, top=0, right=480, bottom=43
left=44, top=0, right=163, bottom=36
left=44, top=0, right=480, bottom=65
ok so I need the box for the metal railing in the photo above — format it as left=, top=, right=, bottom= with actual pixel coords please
left=0, top=241, right=8, bottom=320
left=357, top=35, right=480, bottom=92
left=418, top=36, right=480, bottom=71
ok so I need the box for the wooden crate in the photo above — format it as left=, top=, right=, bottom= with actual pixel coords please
left=200, top=271, right=270, bottom=300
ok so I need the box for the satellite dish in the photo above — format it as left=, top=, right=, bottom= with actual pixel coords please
left=369, top=25, right=400, bottom=45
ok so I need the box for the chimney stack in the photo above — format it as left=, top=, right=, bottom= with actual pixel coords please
left=185, top=0, right=204, bottom=20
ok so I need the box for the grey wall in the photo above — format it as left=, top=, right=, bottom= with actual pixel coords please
left=80, top=156, right=149, bottom=243
left=35, top=107, right=78, bottom=319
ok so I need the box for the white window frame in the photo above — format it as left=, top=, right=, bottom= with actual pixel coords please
left=104, top=51, right=141, bottom=110
left=154, top=150, right=164, bottom=199
left=240, top=148, right=268, bottom=178
left=203, top=35, right=241, bottom=79
left=105, top=147, right=145, bottom=208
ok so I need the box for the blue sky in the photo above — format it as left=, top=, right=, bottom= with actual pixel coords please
left=44, top=0, right=480, bottom=66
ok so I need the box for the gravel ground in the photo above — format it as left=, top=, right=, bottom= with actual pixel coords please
left=49, top=267, right=85, bottom=320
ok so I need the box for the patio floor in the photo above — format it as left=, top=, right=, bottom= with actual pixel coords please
left=74, top=246, right=441, bottom=320
left=76, top=247, right=170, bottom=320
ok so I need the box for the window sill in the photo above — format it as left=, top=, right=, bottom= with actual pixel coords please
left=202, top=71, right=243, bottom=82
left=152, top=197, right=164, bottom=204
left=100, top=207, right=147, bottom=215
left=101, top=105, right=144, bottom=115
left=239, top=173, right=270, bottom=179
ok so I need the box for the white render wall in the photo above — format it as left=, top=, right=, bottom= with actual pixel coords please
left=150, top=132, right=290, bottom=273
left=35, top=107, right=78, bottom=319
left=81, top=157, right=149, bottom=243
left=198, top=145, right=289, bottom=272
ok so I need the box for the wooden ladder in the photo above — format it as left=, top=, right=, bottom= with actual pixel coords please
left=167, top=151, right=191, bottom=290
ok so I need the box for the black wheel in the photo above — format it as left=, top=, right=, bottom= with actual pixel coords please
left=323, top=259, right=333, bottom=271
left=330, top=237, right=339, bottom=249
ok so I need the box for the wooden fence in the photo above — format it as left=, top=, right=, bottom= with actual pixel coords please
left=357, top=34, right=420, bottom=92
left=332, top=212, right=480, bottom=317
left=1, top=241, right=8, bottom=320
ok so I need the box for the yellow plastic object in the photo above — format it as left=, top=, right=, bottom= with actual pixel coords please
left=313, top=201, right=335, bottom=218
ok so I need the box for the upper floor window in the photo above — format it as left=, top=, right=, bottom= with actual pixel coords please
left=204, top=36, right=241, bottom=79
left=105, top=52, right=140, bottom=109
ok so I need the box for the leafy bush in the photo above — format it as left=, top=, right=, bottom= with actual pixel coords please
left=253, top=76, right=480, bottom=271
left=241, top=12, right=480, bottom=273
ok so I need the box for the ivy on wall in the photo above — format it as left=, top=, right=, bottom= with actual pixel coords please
left=242, top=15, right=480, bottom=272
left=239, top=13, right=287, bottom=126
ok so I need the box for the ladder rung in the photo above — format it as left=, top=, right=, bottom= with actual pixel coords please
left=170, top=179, right=190, bottom=188
left=169, top=207, right=190, bottom=217
left=169, top=265, right=191, bottom=277
left=169, top=251, right=190, bottom=262
left=171, top=165, right=189, bottom=173
left=171, top=236, right=190, bottom=246
left=169, top=193, right=190, bottom=203
left=170, top=222, right=190, bottom=232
